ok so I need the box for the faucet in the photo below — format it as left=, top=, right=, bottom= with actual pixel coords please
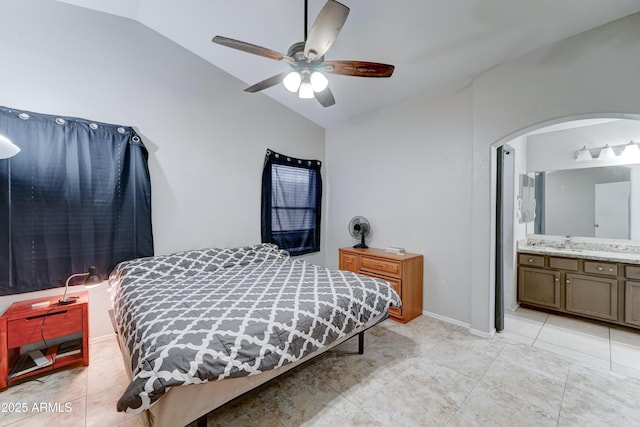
left=564, top=235, right=571, bottom=249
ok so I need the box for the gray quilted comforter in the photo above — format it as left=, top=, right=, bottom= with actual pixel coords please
left=110, top=244, right=401, bottom=413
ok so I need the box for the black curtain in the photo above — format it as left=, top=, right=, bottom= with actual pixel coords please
left=0, top=106, right=153, bottom=295
left=261, top=149, right=322, bottom=256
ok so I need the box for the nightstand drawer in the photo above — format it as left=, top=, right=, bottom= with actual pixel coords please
left=360, top=256, right=401, bottom=277
left=7, top=308, right=83, bottom=348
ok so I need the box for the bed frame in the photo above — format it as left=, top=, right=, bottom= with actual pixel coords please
left=109, top=310, right=388, bottom=427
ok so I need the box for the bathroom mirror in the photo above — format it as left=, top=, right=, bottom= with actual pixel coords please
left=527, top=164, right=640, bottom=240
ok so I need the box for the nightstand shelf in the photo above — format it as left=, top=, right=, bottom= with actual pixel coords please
left=0, top=292, right=89, bottom=390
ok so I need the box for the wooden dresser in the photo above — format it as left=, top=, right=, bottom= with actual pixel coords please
left=339, top=247, right=423, bottom=323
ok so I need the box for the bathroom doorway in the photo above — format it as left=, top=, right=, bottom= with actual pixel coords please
left=496, top=116, right=640, bottom=331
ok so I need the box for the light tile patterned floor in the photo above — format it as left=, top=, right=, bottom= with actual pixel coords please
left=2, top=312, right=640, bottom=426
left=502, top=307, right=640, bottom=378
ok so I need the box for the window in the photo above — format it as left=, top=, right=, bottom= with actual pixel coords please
left=261, top=149, right=322, bottom=256
left=0, top=106, right=153, bottom=295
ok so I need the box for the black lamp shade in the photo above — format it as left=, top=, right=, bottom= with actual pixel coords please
left=84, top=266, right=103, bottom=285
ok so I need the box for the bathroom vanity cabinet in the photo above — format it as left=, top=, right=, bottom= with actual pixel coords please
left=518, top=252, right=640, bottom=329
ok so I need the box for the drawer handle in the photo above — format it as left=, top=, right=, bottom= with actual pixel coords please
left=597, top=266, right=604, bottom=271
left=566, top=279, right=571, bottom=284
left=528, top=258, right=534, bottom=263
left=26, top=310, right=68, bottom=320
left=555, top=277, right=559, bottom=282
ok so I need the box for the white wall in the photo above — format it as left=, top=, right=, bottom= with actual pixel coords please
left=325, top=84, right=473, bottom=325
left=632, top=165, right=640, bottom=241
left=504, top=136, right=528, bottom=312
left=0, top=0, right=325, bottom=338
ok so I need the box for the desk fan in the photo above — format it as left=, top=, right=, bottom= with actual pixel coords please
left=348, top=216, right=370, bottom=248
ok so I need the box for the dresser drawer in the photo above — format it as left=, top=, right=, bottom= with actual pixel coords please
left=584, top=261, right=617, bottom=277
left=518, top=254, right=545, bottom=268
left=7, top=308, right=83, bottom=348
left=626, top=266, right=640, bottom=280
left=339, top=253, right=358, bottom=272
left=360, top=256, right=401, bottom=277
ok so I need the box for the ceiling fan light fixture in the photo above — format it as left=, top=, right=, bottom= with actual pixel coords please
left=310, top=71, right=328, bottom=92
left=298, top=82, right=315, bottom=99
left=283, top=71, right=302, bottom=92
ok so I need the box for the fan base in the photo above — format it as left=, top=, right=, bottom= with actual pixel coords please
left=353, top=244, right=368, bottom=249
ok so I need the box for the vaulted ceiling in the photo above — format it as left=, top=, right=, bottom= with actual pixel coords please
left=58, top=0, right=640, bottom=128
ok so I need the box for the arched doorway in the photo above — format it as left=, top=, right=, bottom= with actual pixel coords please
left=495, top=114, right=640, bottom=334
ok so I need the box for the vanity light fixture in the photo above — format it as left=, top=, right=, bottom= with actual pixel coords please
left=574, top=146, right=593, bottom=162
left=598, top=144, right=616, bottom=160
left=622, top=140, right=640, bottom=160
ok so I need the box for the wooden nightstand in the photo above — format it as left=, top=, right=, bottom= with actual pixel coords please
left=339, top=247, right=423, bottom=323
left=0, top=292, right=89, bottom=390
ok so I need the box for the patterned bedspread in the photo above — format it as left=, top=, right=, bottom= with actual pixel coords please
left=110, top=244, right=401, bottom=413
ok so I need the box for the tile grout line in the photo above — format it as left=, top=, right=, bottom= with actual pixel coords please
left=555, top=363, right=572, bottom=427
left=442, top=338, right=508, bottom=426
left=609, top=326, right=613, bottom=373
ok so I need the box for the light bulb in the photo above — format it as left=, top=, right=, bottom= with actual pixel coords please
left=575, top=146, right=592, bottom=162
left=622, top=141, right=640, bottom=160
left=298, top=82, right=314, bottom=99
left=598, top=144, right=616, bottom=160
left=283, top=71, right=301, bottom=92
left=310, top=71, right=328, bottom=92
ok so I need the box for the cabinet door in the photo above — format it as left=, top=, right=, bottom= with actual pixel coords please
left=625, top=281, right=640, bottom=327
left=518, top=267, right=561, bottom=309
left=565, top=273, right=618, bottom=321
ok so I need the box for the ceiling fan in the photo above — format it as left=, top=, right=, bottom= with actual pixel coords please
left=212, top=0, right=395, bottom=107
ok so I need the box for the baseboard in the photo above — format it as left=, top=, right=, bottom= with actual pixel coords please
left=90, top=333, right=116, bottom=344
left=468, top=328, right=496, bottom=339
left=423, top=310, right=496, bottom=338
left=422, top=310, right=470, bottom=329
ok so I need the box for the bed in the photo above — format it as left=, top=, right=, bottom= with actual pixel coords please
left=109, top=243, right=401, bottom=426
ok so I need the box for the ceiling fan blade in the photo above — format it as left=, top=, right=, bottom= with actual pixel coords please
left=322, top=61, right=395, bottom=77
left=212, top=36, right=295, bottom=65
left=304, top=0, right=350, bottom=61
left=314, top=87, right=336, bottom=107
left=244, top=73, right=288, bottom=93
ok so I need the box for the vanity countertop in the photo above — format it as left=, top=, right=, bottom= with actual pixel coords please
left=518, top=238, right=640, bottom=264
